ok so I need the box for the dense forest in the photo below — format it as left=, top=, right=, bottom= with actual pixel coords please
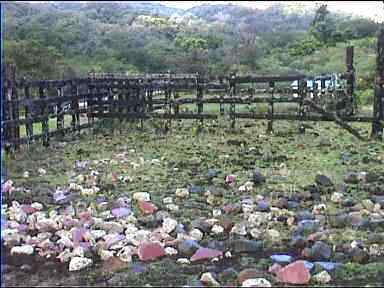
left=3, top=2, right=381, bottom=102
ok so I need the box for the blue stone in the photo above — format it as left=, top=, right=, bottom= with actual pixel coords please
left=303, top=260, right=314, bottom=271
left=256, top=200, right=270, bottom=212
left=207, top=169, right=218, bottom=178
left=188, top=185, right=204, bottom=194
left=270, top=254, right=293, bottom=263
left=314, top=261, right=342, bottom=271
left=287, top=201, right=299, bottom=209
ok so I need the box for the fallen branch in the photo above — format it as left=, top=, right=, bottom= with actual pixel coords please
left=303, top=98, right=365, bottom=141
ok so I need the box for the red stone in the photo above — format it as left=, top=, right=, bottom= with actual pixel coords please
left=190, top=247, right=223, bottom=262
left=138, top=242, right=165, bottom=261
left=138, top=201, right=157, bottom=215
left=276, top=260, right=311, bottom=285
left=268, top=263, right=283, bottom=275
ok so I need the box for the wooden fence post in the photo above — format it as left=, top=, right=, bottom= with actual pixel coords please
left=24, top=80, right=34, bottom=145
left=71, top=81, right=79, bottom=133
left=56, top=86, right=65, bottom=137
left=39, top=83, right=49, bottom=147
left=230, top=73, right=236, bottom=129
left=196, top=72, right=204, bottom=128
left=345, top=46, right=355, bottom=115
left=298, top=79, right=306, bottom=134
left=267, top=81, right=274, bottom=133
left=372, top=28, right=384, bottom=139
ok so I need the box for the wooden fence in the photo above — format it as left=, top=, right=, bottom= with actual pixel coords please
left=2, top=33, right=384, bottom=151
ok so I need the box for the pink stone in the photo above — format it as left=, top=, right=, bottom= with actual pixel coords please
left=2, top=180, right=14, bottom=195
left=111, top=207, right=131, bottom=218
left=223, top=204, right=236, bottom=214
left=72, top=227, right=88, bottom=245
left=190, top=247, right=223, bottom=262
left=268, top=263, right=283, bottom=275
left=276, top=260, right=311, bottom=285
left=225, top=175, right=236, bottom=185
left=21, top=205, right=37, bottom=214
left=138, top=201, right=157, bottom=215
left=138, top=242, right=165, bottom=261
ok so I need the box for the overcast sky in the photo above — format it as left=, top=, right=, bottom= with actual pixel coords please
left=154, top=1, right=384, bottom=23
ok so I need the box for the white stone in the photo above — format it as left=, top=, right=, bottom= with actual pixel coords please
left=125, top=224, right=139, bottom=236
left=162, top=218, right=178, bottom=234
left=242, top=203, right=255, bottom=214
left=224, top=251, right=232, bottom=258
left=31, top=202, right=43, bottom=211
left=175, top=188, right=189, bottom=198
left=242, top=278, right=272, bottom=287
left=99, top=249, right=115, bottom=261
left=3, top=229, right=21, bottom=244
left=127, top=230, right=151, bottom=246
left=266, top=229, right=280, bottom=242
left=133, top=192, right=151, bottom=202
left=313, top=271, right=332, bottom=284
left=331, top=192, right=344, bottom=204
left=90, top=230, right=107, bottom=240
left=72, top=246, right=85, bottom=258
left=38, top=168, right=47, bottom=176
left=117, top=246, right=135, bottom=262
left=211, top=225, right=224, bottom=234
left=250, top=228, right=263, bottom=239
left=164, top=247, right=178, bottom=256
left=166, top=204, right=179, bottom=212
left=230, top=222, right=247, bottom=236
left=177, top=258, right=190, bottom=264
left=247, top=212, right=271, bottom=227
left=57, top=236, right=73, bottom=248
left=100, top=222, right=124, bottom=234
left=163, top=197, right=173, bottom=204
left=189, top=229, right=204, bottom=241
left=207, top=195, right=216, bottom=206
left=200, top=272, right=220, bottom=287
left=68, top=257, right=93, bottom=272
left=23, top=171, right=30, bottom=178
left=212, top=209, right=222, bottom=217
left=10, top=245, right=34, bottom=255
left=57, top=249, right=73, bottom=263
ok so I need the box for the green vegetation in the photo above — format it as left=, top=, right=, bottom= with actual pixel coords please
left=3, top=2, right=381, bottom=104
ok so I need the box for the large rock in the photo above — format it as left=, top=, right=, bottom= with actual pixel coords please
left=178, top=239, right=200, bottom=256
left=133, top=192, right=151, bottom=202
left=276, top=260, right=311, bottom=285
left=344, top=172, right=359, bottom=184
left=137, top=242, right=165, bottom=261
left=190, top=247, right=223, bottom=262
left=10, top=245, right=34, bottom=255
left=68, top=257, right=93, bottom=272
left=252, top=169, right=266, bottom=185
left=315, top=175, right=333, bottom=187
left=313, top=271, right=332, bottom=284
left=200, top=272, right=220, bottom=287
left=302, top=241, right=332, bottom=261
left=138, top=201, right=157, bottom=215
left=242, top=278, right=271, bottom=287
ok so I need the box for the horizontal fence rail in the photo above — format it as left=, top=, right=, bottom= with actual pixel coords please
left=2, top=40, right=384, bottom=151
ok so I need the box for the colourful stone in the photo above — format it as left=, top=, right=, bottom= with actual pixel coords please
left=138, top=242, right=165, bottom=261
left=190, top=247, right=223, bottom=262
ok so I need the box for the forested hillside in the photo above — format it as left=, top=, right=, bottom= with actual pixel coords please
left=4, top=1, right=380, bottom=99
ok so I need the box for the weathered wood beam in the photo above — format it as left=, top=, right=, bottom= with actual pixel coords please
left=372, top=28, right=384, bottom=139
left=304, top=99, right=365, bottom=140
